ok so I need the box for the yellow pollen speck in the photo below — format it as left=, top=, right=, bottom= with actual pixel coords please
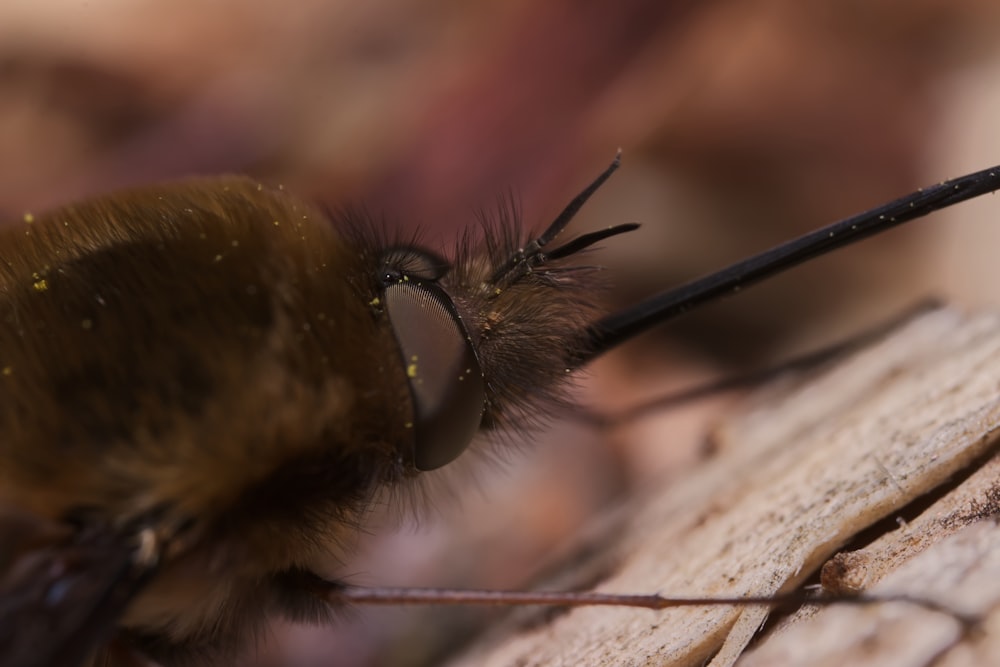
left=81, top=319, right=93, bottom=330
left=2, top=366, right=11, bottom=376
left=33, top=279, right=48, bottom=292
left=23, top=212, right=34, bottom=223
left=369, top=297, right=380, bottom=307
left=404, top=422, right=413, bottom=429
left=407, top=363, right=418, bottom=378
left=213, top=254, right=223, bottom=262
left=273, top=220, right=280, bottom=226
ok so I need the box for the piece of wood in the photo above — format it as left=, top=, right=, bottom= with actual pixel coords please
left=447, top=305, right=1000, bottom=667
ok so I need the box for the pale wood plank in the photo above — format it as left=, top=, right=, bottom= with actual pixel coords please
left=448, top=306, right=1000, bottom=667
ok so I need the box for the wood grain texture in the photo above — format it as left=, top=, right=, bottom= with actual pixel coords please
left=448, top=305, right=1000, bottom=667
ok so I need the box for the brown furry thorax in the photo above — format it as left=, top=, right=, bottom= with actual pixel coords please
left=0, top=175, right=609, bottom=664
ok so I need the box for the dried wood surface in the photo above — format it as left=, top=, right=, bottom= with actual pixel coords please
left=448, top=305, right=1000, bottom=667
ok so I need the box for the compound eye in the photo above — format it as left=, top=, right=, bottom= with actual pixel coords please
left=383, top=280, right=485, bottom=471
left=379, top=247, right=449, bottom=286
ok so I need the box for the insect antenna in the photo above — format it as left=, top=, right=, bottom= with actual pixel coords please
left=543, top=222, right=639, bottom=261
left=490, top=150, right=623, bottom=286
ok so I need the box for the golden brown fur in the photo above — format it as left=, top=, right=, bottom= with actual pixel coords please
left=0, top=178, right=416, bottom=661
left=0, top=177, right=607, bottom=664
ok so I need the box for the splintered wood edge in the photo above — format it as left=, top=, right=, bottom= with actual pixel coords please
left=447, top=305, right=1000, bottom=667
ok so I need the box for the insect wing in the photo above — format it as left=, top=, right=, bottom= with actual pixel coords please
left=0, top=514, right=156, bottom=667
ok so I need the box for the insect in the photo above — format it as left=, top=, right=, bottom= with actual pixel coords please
left=0, top=153, right=997, bottom=667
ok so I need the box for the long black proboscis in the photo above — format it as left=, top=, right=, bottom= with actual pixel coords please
left=578, top=164, right=1000, bottom=365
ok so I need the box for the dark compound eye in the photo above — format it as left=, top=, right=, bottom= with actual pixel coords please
left=377, top=244, right=483, bottom=471
left=378, top=246, right=449, bottom=286
left=383, top=279, right=485, bottom=471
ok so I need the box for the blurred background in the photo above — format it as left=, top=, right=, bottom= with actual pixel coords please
left=2, top=1, right=1000, bottom=665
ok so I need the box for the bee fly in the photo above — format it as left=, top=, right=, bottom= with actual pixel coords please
left=0, top=153, right=997, bottom=667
